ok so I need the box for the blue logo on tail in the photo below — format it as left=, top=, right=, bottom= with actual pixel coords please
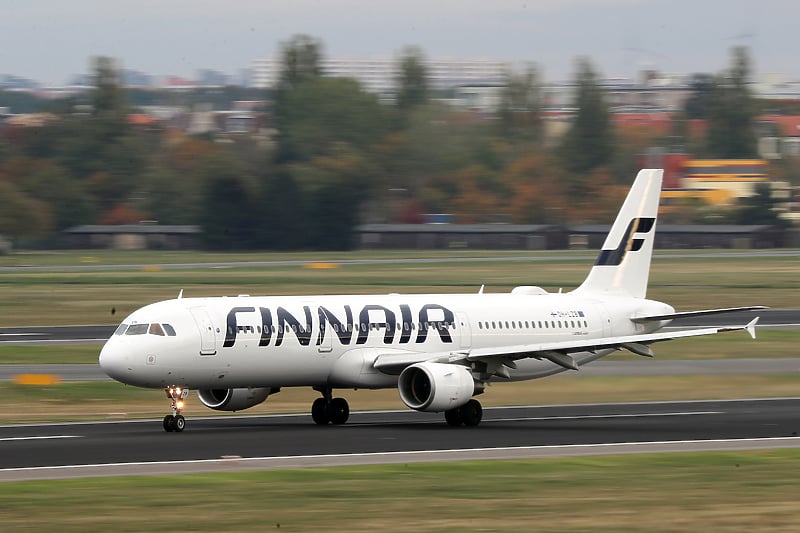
left=595, top=217, right=656, bottom=266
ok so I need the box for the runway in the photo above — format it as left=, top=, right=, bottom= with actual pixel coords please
left=1, top=399, right=799, bottom=481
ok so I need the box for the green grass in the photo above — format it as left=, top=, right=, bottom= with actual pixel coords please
left=2, top=452, right=800, bottom=530
left=0, top=252, right=796, bottom=326
left=0, top=345, right=101, bottom=364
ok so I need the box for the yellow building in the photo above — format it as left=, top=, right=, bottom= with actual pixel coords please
left=681, top=159, right=768, bottom=201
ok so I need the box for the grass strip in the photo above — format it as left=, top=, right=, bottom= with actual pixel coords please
left=0, top=253, right=796, bottom=326
left=2, top=451, right=800, bottom=530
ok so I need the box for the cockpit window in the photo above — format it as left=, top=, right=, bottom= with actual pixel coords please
left=149, top=323, right=166, bottom=336
left=114, top=324, right=129, bottom=335
left=125, top=324, right=149, bottom=335
left=163, top=324, right=177, bottom=336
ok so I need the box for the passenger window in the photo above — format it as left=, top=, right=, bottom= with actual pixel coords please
left=114, top=323, right=129, bottom=335
left=163, top=324, right=176, bottom=336
left=149, top=323, right=166, bottom=336
left=125, top=324, right=148, bottom=335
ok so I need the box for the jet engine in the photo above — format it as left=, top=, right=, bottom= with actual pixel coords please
left=398, top=362, right=476, bottom=412
left=197, top=387, right=274, bottom=412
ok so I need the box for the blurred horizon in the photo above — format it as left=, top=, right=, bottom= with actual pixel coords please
left=1, top=0, right=798, bottom=85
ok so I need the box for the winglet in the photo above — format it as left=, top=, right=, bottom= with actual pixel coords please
left=746, top=317, right=759, bottom=340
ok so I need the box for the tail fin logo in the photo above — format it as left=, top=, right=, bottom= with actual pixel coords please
left=595, top=217, right=655, bottom=266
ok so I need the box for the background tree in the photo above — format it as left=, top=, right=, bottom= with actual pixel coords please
left=395, top=47, right=429, bottom=111
left=277, top=34, right=324, bottom=90
left=274, top=35, right=324, bottom=163
left=707, top=47, right=758, bottom=158
left=559, top=58, right=613, bottom=182
left=198, top=152, right=259, bottom=250
left=496, top=64, right=543, bottom=145
left=683, top=73, right=716, bottom=119
left=736, top=182, right=786, bottom=227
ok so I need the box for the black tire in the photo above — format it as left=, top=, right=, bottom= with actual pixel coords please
left=174, top=415, right=186, bottom=432
left=311, top=397, right=330, bottom=425
left=327, top=397, right=350, bottom=425
left=163, top=415, right=175, bottom=432
left=444, top=408, right=463, bottom=427
left=460, top=399, right=483, bottom=427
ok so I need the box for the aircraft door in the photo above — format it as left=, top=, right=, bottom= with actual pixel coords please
left=189, top=307, right=217, bottom=355
left=318, top=325, right=333, bottom=353
left=457, top=311, right=472, bottom=349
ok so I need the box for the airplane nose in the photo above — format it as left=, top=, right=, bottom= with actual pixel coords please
left=99, top=341, right=129, bottom=381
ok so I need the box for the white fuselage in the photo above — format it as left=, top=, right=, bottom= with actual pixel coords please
left=98, top=291, right=673, bottom=390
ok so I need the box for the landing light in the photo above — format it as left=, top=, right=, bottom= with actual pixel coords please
left=176, top=400, right=185, bottom=410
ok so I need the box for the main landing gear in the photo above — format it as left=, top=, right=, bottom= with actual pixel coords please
left=163, top=386, right=189, bottom=432
left=311, top=387, right=350, bottom=425
left=444, top=399, right=483, bottom=427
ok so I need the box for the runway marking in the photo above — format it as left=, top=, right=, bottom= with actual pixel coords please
left=0, top=435, right=82, bottom=442
left=487, top=411, right=722, bottom=423
left=345, top=411, right=724, bottom=427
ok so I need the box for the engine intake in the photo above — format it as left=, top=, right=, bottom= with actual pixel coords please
left=398, top=362, right=476, bottom=412
left=197, top=387, right=275, bottom=412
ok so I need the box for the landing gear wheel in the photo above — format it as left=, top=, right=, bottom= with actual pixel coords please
left=327, top=398, right=350, bottom=425
left=163, top=386, right=189, bottom=432
left=444, top=408, right=463, bottom=427
left=312, top=398, right=330, bottom=425
left=460, top=399, right=483, bottom=427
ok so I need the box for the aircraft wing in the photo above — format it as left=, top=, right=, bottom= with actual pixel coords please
left=372, top=318, right=759, bottom=375
left=631, top=306, right=767, bottom=323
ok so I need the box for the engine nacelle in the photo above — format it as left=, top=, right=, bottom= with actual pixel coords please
left=398, top=362, right=476, bottom=412
left=197, top=387, right=273, bottom=412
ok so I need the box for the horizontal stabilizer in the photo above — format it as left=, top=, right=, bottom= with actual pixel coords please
left=631, top=306, right=768, bottom=323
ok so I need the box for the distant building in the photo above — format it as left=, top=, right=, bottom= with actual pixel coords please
left=356, top=224, right=567, bottom=250
left=250, top=57, right=511, bottom=94
left=681, top=159, right=769, bottom=200
left=62, top=225, right=201, bottom=250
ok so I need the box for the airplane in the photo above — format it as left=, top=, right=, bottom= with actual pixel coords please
left=99, top=169, right=764, bottom=432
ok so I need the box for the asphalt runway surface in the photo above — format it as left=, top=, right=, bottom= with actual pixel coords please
left=1, top=399, right=799, bottom=481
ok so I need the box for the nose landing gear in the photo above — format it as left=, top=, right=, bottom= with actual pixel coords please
left=163, top=386, right=189, bottom=432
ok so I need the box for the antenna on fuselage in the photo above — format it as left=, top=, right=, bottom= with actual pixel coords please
left=178, top=289, right=184, bottom=299
left=478, top=285, right=485, bottom=294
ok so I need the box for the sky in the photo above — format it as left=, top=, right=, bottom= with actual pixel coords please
left=1, top=0, right=798, bottom=85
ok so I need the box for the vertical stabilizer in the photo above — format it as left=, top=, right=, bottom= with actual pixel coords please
left=573, top=169, right=663, bottom=298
